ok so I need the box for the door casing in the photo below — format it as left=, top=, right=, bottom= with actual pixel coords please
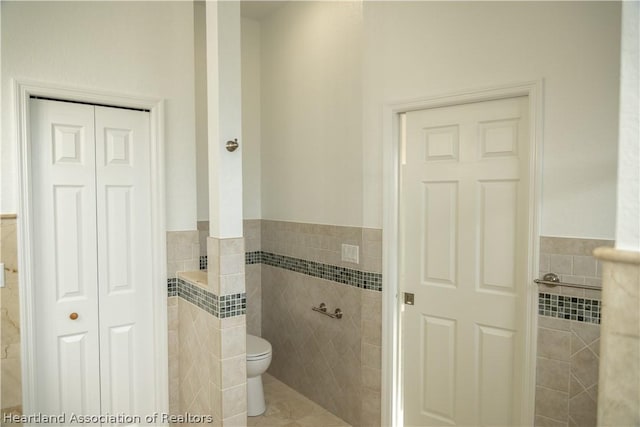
left=381, top=81, right=543, bottom=426
left=14, top=80, right=168, bottom=415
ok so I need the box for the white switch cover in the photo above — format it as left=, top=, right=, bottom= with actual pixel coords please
left=0, top=263, right=4, bottom=288
left=341, top=244, right=359, bottom=264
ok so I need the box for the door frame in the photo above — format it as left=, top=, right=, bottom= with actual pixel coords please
left=381, top=81, right=543, bottom=426
left=14, top=79, right=169, bottom=415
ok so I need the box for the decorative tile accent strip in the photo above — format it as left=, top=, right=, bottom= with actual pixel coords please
left=247, top=251, right=382, bottom=291
left=538, top=292, right=601, bottom=324
left=168, top=278, right=179, bottom=297
left=167, top=278, right=246, bottom=318
left=219, top=293, right=247, bottom=318
left=245, top=251, right=262, bottom=265
left=202, top=252, right=382, bottom=290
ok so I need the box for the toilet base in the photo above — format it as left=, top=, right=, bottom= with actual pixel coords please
left=247, top=375, right=266, bottom=416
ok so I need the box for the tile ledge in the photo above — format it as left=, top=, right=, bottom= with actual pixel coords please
left=593, top=247, right=640, bottom=265
left=177, top=270, right=208, bottom=288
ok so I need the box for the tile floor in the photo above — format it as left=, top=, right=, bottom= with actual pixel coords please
left=247, top=373, right=351, bottom=427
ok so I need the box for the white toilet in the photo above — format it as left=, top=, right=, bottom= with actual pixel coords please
left=246, top=334, right=272, bottom=416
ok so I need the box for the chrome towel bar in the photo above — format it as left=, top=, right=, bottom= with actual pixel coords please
left=312, top=302, right=343, bottom=319
left=534, top=272, right=602, bottom=291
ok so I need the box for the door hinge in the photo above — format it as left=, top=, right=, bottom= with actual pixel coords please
left=403, top=292, right=414, bottom=305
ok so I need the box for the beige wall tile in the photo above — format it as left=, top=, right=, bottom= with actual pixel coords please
left=220, top=314, right=246, bottom=329
left=538, top=316, right=571, bottom=331
left=220, top=273, right=245, bottom=295
left=179, top=299, right=215, bottom=415
left=535, top=386, right=569, bottom=422
left=167, top=230, right=200, bottom=278
left=539, top=283, right=561, bottom=295
left=572, top=256, right=597, bottom=277
left=535, top=415, right=568, bottom=427
left=362, top=366, right=381, bottom=391
left=559, top=285, right=585, bottom=297
left=361, top=388, right=381, bottom=427
left=246, top=264, right=262, bottom=336
left=220, top=238, right=245, bottom=255
left=167, top=230, right=199, bottom=245
left=549, top=255, right=573, bottom=275
left=570, top=322, right=600, bottom=347
left=221, top=355, right=247, bottom=389
left=222, top=412, right=247, bottom=427
left=536, top=357, right=570, bottom=392
left=221, top=325, right=246, bottom=359
left=362, top=342, right=382, bottom=370
left=262, top=265, right=364, bottom=426
left=222, top=383, right=247, bottom=419
left=584, top=288, right=603, bottom=299
left=569, top=390, right=597, bottom=427
left=559, top=275, right=585, bottom=286
left=601, top=260, right=640, bottom=337
left=540, top=254, right=550, bottom=272
left=211, top=354, right=222, bottom=389
left=570, top=348, right=599, bottom=389
left=220, top=254, right=245, bottom=276
left=540, top=237, right=614, bottom=256
left=538, top=328, right=571, bottom=361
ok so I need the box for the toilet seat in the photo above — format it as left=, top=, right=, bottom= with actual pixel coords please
left=247, top=334, right=272, bottom=360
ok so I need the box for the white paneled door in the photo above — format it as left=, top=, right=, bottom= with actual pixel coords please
left=31, top=99, right=157, bottom=421
left=401, top=97, right=531, bottom=426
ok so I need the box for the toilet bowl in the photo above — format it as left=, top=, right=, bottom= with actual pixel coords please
left=246, top=334, right=272, bottom=416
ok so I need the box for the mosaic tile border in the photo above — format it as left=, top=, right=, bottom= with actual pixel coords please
left=253, top=251, right=382, bottom=291
left=200, top=252, right=382, bottom=291
left=168, top=278, right=246, bottom=318
left=538, top=292, right=601, bottom=324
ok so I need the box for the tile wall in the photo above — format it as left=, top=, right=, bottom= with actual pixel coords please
left=206, top=236, right=248, bottom=425
left=0, top=216, right=614, bottom=426
left=167, top=296, right=180, bottom=416
left=0, top=216, right=22, bottom=416
left=259, top=220, right=383, bottom=427
left=167, top=230, right=201, bottom=279
left=166, top=230, right=201, bottom=416
left=198, top=221, right=209, bottom=261
left=170, top=231, right=249, bottom=425
left=595, top=248, right=640, bottom=426
left=535, top=236, right=613, bottom=427
left=244, top=220, right=262, bottom=336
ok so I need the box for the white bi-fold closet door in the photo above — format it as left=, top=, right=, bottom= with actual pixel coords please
left=30, top=98, right=157, bottom=420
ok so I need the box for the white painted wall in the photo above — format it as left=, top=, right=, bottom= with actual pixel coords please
left=260, top=1, right=364, bottom=226
left=195, top=1, right=209, bottom=222
left=1, top=1, right=197, bottom=231
left=363, top=2, right=621, bottom=238
left=257, top=1, right=620, bottom=239
left=615, top=1, right=640, bottom=251
left=242, top=17, right=262, bottom=220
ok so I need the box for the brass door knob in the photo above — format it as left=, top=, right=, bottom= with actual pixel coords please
left=69, top=312, right=78, bottom=320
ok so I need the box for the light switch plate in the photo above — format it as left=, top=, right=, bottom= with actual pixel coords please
left=341, top=244, right=359, bottom=264
left=0, top=263, right=4, bottom=288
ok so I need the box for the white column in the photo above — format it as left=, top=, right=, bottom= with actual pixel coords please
left=596, top=3, right=640, bottom=426
left=205, top=3, right=247, bottom=426
left=207, top=0, right=243, bottom=239
left=614, top=1, right=639, bottom=252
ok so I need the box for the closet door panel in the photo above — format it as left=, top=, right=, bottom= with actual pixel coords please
left=95, top=106, right=156, bottom=419
left=30, top=99, right=101, bottom=415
